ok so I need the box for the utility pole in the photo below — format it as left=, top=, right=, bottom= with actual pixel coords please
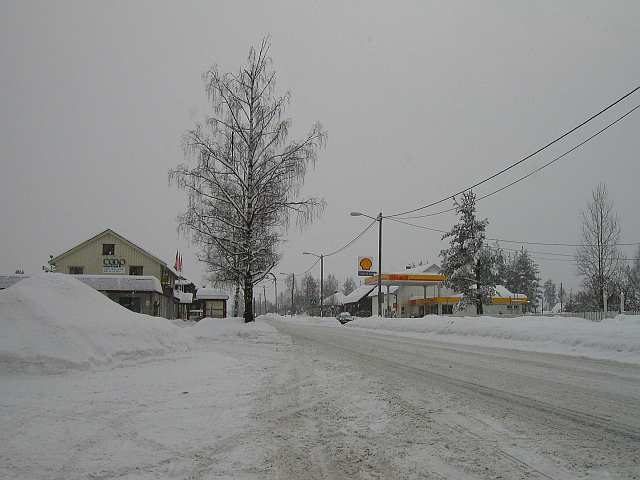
left=378, top=211, right=383, bottom=317
left=350, top=211, right=384, bottom=317
left=270, top=273, right=277, bottom=315
left=302, top=251, right=325, bottom=317
left=320, top=254, right=324, bottom=317
left=560, top=282, right=563, bottom=313
left=263, top=284, right=267, bottom=314
left=291, top=273, right=295, bottom=315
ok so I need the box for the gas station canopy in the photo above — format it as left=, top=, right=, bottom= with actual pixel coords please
left=364, top=273, right=446, bottom=287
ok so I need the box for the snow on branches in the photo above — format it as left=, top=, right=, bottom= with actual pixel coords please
left=170, top=38, right=326, bottom=322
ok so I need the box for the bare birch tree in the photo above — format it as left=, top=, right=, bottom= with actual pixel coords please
left=170, top=38, right=326, bottom=322
left=576, top=183, right=622, bottom=310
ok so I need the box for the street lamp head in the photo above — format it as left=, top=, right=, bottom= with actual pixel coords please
left=350, top=212, right=363, bottom=217
left=302, top=251, right=312, bottom=256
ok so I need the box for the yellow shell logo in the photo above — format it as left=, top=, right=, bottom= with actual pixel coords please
left=359, top=257, right=373, bottom=271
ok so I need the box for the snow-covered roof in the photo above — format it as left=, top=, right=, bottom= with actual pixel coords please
left=72, top=275, right=163, bottom=294
left=323, top=291, right=346, bottom=305
left=0, top=274, right=30, bottom=290
left=175, top=278, right=194, bottom=286
left=342, top=284, right=376, bottom=304
left=174, top=290, right=193, bottom=304
left=493, top=285, right=527, bottom=299
left=399, top=263, right=441, bottom=275
left=367, top=285, right=399, bottom=297
left=195, top=288, right=229, bottom=301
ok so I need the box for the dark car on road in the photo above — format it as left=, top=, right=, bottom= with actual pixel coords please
left=336, top=312, right=354, bottom=324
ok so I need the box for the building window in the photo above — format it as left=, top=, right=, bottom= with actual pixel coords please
left=129, top=266, right=143, bottom=276
left=68, top=266, right=84, bottom=274
left=102, top=243, right=115, bottom=256
left=442, top=304, right=453, bottom=315
left=119, top=296, right=141, bottom=313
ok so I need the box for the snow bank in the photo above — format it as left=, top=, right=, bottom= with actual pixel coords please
left=264, top=313, right=341, bottom=327
left=190, top=315, right=277, bottom=341
left=0, top=274, right=193, bottom=372
left=347, top=315, right=640, bottom=364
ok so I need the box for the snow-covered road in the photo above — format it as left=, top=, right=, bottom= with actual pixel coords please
left=3, top=318, right=640, bottom=479
left=265, top=320, right=640, bottom=479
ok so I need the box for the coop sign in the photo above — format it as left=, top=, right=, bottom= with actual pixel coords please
left=358, top=256, right=376, bottom=276
left=103, top=258, right=126, bottom=273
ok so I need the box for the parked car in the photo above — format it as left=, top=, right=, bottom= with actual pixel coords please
left=336, top=312, right=354, bottom=324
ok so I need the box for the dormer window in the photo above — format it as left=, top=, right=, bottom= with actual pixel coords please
left=102, top=244, right=115, bottom=256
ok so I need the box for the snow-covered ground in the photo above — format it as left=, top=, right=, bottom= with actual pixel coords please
left=2, top=277, right=640, bottom=478
left=346, top=314, right=640, bottom=364
left=262, top=312, right=640, bottom=363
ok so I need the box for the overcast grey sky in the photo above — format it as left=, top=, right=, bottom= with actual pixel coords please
left=1, top=1, right=639, bottom=296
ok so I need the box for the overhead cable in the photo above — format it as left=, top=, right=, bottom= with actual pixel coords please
left=386, top=84, right=640, bottom=218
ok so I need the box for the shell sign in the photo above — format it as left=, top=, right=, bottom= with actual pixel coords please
left=358, top=256, right=376, bottom=276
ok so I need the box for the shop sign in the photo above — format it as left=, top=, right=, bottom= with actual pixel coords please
left=358, top=256, right=376, bottom=276
left=103, top=257, right=126, bottom=273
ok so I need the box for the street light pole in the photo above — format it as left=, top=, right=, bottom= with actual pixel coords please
left=350, top=211, right=384, bottom=317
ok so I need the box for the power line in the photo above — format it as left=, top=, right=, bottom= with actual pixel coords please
left=386, top=84, right=640, bottom=218
left=285, top=220, right=377, bottom=277
left=385, top=216, right=640, bottom=248
left=398, top=103, right=640, bottom=220
left=491, top=245, right=640, bottom=262
left=325, top=220, right=377, bottom=257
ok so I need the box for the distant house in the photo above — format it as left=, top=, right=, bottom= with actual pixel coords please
left=193, top=288, right=229, bottom=319
left=322, top=291, right=346, bottom=316
left=342, top=284, right=376, bottom=316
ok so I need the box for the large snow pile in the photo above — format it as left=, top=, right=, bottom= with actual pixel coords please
left=0, top=274, right=193, bottom=372
left=348, top=315, right=640, bottom=363
left=190, top=315, right=277, bottom=341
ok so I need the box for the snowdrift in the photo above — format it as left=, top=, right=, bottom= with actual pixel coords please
left=265, top=313, right=341, bottom=327
left=0, top=274, right=193, bottom=372
left=348, top=315, right=640, bottom=363
left=190, top=315, right=277, bottom=341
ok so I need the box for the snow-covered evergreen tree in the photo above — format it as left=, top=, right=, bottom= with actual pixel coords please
left=506, top=248, right=541, bottom=311
left=440, top=191, right=495, bottom=314
left=543, top=279, right=557, bottom=309
left=623, top=247, right=640, bottom=310
left=492, top=244, right=510, bottom=286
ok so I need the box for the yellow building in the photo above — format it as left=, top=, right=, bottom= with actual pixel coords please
left=49, top=229, right=178, bottom=318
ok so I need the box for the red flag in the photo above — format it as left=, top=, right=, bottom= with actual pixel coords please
left=179, top=254, right=183, bottom=272
left=174, top=251, right=179, bottom=271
